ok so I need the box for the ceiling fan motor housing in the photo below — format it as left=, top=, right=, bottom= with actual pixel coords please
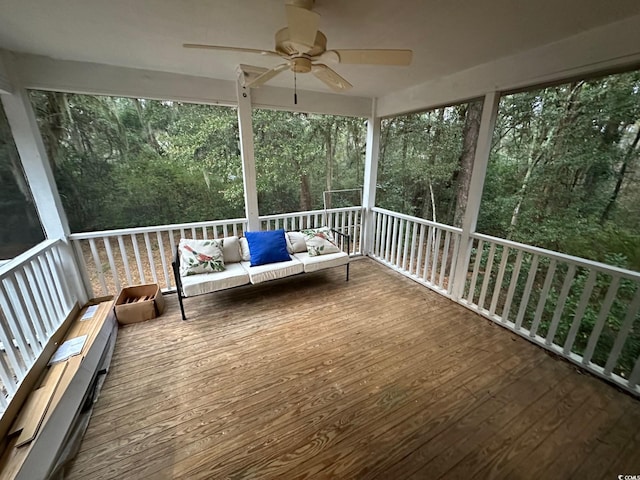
left=275, top=28, right=327, bottom=57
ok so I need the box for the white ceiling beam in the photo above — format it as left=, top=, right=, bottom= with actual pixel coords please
left=12, top=53, right=372, bottom=118
left=377, top=14, right=640, bottom=117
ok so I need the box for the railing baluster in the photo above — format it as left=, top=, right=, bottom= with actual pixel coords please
left=416, top=224, right=425, bottom=279
left=191, top=227, right=197, bottom=239
left=88, top=239, right=108, bottom=295
left=489, top=246, right=510, bottom=316
left=103, top=237, right=120, bottom=293
left=563, top=270, right=597, bottom=355
left=131, top=234, right=146, bottom=284
left=233, top=223, right=239, bottom=237
left=529, top=259, right=557, bottom=338
left=0, top=347, right=16, bottom=397
left=391, top=218, right=401, bottom=266
left=117, top=235, right=133, bottom=285
left=203, top=226, right=208, bottom=239
left=628, top=354, right=640, bottom=389
left=604, top=288, right=640, bottom=376
left=13, top=269, right=46, bottom=348
left=375, top=211, right=382, bottom=256
left=382, top=214, right=390, bottom=261
left=545, top=264, right=576, bottom=345
left=0, top=302, right=26, bottom=377
left=143, top=233, right=158, bottom=284
left=438, top=231, right=451, bottom=288
left=402, top=220, right=411, bottom=271
left=72, top=240, right=94, bottom=299
left=430, top=228, right=442, bottom=286
left=477, top=242, right=496, bottom=309
left=39, top=253, right=66, bottom=319
left=157, top=231, right=171, bottom=289
left=23, top=262, right=53, bottom=336
left=409, top=221, right=418, bottom=274
left=515, top=255, right=539, bottom=330
left=169, top=230, right=177, bottom=263
left=583, top=276, right=620, bottom=366
left=466, top=239, right=484, bottom=303
left=0, top=280, right=35, bottom=364
left=447, top=234, right=461, bottom=295
left=423, top=227, right=434, bottom=282
left=501, top=250, right=523, bottom=323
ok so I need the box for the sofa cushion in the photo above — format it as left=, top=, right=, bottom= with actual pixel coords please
left=286, top=231, right=308, bottom=253
left=221, top=235, right=242, bottom=263
left=241, top=256, right=303, bottom=284
left=238, top=237, right=251, bottom=262
left=301, top=228, right=341, bottom=256
left=245, top=229, right=291, bottom=266
left=178, top=238, right=225, bottom=277
left=181, top=262, right=250, bottom=297
left=293, top=251, right=349, bottom=273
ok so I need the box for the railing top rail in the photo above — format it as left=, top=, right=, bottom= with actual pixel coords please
left=371, top=207, right=463, bottom=234
left=471, top=232, right=640, bottom=280
left=0, top=238, right=62, bottom=278
left=258, top=206, right=363, bottom=221
left=68, top=218, right=249, bottom=240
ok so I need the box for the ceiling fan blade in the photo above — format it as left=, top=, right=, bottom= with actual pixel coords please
left=311, top=64, right=352, bottom=93
left=183, top=44, right=282, bottom=57
left=245, top=63, right=290, bottom=88
left=285, top=5, right=320, bottom=50
left=323, top=49, right=413, bottom=66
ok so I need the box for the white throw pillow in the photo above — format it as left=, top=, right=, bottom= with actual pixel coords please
left=238, top=237, right=251, bottom=262
left=179, top=238, right=225, bottom=276
left=301, top=227, right=340, bottom=257
left=286, top=231, right=308, bottom=253
left=222, top=236, right=242, bottom=263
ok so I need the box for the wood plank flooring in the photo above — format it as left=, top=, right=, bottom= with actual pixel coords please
left=66, top=258, right=640, bottom=479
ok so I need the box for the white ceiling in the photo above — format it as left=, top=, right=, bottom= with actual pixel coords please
left=1, top=0, right=640, bottom=98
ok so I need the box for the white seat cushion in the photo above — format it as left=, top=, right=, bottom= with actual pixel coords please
left=293, top=251, right=349, bottom=273
left=241, top=256, right=303, bottom=284
left=181, top=262, right=250, bottom=297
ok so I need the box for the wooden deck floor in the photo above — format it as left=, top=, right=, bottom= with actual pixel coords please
left=66, top=258, right=640, bottom=480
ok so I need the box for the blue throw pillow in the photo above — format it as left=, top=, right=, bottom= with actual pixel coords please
left=245, top=229, right=291, bottom=267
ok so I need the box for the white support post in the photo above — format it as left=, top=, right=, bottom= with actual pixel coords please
left=1, top=52, right=88, bottom=304
left=1, top=53, right=70, bottom=240
left=362, top=99, right=381, bottom=255
left=451, top=91, right=500, bottom=300
left=236, top=76, right=260, bottom=231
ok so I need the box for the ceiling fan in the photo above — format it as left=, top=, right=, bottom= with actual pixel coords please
left=183, top=0, right=412, bottom=93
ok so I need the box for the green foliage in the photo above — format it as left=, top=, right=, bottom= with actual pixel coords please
left=377, top=106, right=466, bottom=223
left=27, top=92, right=365, bottom=232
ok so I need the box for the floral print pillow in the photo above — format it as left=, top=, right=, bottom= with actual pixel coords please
left=300, top=228, right=341, bottom=257
left=179, top=238, right=225, bottom=276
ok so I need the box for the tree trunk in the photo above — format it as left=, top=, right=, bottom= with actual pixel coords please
left=453, top=100, right=483, bottom=227
left=600, top=126, right=640, bottom=223
left=300, top=173, right=312, bottom=211
left=325, top=128, right=334, bottom=208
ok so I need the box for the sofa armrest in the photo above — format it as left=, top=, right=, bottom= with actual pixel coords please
left=331, top=229, right=351, bottom=255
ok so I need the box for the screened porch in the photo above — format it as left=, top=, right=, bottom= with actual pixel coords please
left=1, top=0, right=640, bottom=477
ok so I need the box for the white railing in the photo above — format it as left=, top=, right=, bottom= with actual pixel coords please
left=368, top=207, right=640, bottom=396
left=460, top=233, right=640, bottom=395
left=0, top=239, right=79, bottom=413
left=69, top=207, right=363, bottom=298
left=69, top=218, right=248, bottom=297
left=259, top=206, right=364, bottom=256
left=370, top=207, right=463, bottom=295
